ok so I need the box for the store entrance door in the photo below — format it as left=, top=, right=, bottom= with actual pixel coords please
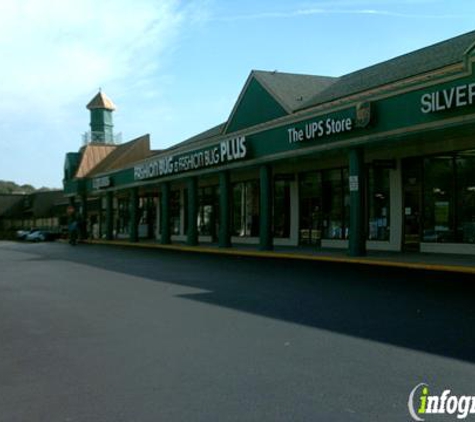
left=198, top=186, right=219, bottom=242
left=299, top=172, right=322, bottom=245
left=402, top=158, right=422, bottom=251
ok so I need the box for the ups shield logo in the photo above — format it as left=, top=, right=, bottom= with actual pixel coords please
left=355, top=102, right=371, bottom=128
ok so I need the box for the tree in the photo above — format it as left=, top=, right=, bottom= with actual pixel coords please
left=0, top=180, right=52, bottom=194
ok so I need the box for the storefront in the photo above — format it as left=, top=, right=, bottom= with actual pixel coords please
left=64, top=30, right=475, bottom=256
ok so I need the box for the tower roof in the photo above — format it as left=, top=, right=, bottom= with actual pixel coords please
left=86, top=90, right=116, bottom=111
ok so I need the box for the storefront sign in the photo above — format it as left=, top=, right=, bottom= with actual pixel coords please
left=92, top=176, right=111, bottom=190
left=134, top=136, right=247, bottom=181
left=287, top=103, right=371, bottom=144
left=420, top=82, right=475, bottom=114
left=288, top=117, right=353, bottom=144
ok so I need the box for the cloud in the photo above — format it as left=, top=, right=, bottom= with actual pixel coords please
left=211, top=6, right=467, bottom=22
left=0, top=0, right=193, bottom=114
left=0, top=0, right=206, bottom=187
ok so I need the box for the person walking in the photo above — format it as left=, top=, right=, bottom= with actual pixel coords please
left=68, top=220, right=79, bottom=245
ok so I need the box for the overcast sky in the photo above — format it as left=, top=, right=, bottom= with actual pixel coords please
left=0, top=0, right=474, bottom=188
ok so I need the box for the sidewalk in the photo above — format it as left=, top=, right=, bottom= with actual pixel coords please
left=85, top=239, right=475, bottom=275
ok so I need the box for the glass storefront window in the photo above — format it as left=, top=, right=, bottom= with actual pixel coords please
left=170, top=190, right=181, bottom=235
left=322, top=168, right=349, bottom=239
left=274, top=178, right=291, bottom=238
left=343, top=168, right=350, bottom=239
left=117, top=197, right=129, bottom=236
left=456, top=151, right=475, bottom=243
left=99, top=196, right=106, bottom=238
left=183, top=188, right=188, bottom=236
left=232, top=181, right=259, bottom=237
left=139, top=196, right=157, bottom=239
left=423, top=156, right=455, bottom=243
left=368, top=167, right=390, bottom=241
left=198, top=186, right=219, bottom=238
left=299, top=172, right=322, bottom=245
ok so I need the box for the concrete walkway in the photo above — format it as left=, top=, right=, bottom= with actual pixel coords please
left=86, top=239, right=475, bottom=275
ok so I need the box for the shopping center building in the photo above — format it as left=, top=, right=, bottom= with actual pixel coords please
left=64, top=30, right=475, bottom=256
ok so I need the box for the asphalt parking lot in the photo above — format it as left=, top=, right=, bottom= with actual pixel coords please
left=1, top=241, right=474, bottom=421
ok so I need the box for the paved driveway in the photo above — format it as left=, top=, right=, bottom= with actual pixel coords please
left=1, top=241, right=474, bottom=421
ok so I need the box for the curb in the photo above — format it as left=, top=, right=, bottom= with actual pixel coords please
left=83, top=240, right=475, bottom=275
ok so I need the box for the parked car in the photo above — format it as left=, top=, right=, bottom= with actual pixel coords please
left=25, top=230, right=58, bottom=242
left=16, top=229, right=39, bottom=240
left=25, top=230, right=46, bottom=242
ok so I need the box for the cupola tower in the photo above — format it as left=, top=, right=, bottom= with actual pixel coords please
left=86, top=90, right=116, bottom=143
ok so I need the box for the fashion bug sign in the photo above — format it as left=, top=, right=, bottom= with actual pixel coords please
left=134, top=136, right=247, bottom=181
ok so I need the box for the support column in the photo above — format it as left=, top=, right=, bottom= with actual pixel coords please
left=98, top=198, right=103, bottom=239
left=147, top=197, right=155, bottom=239
left=160, top=182, right=171, bottom=245
left=259, top=164, right=273, bottom=251
left=80, top=194, right=88, bottom=239
left=349, top=147, right=366, bottom=256
left=219, top=171, right=231, bottom=248
left=129, top=187, right=139, bottom=242
left=105, top=191, right=114, bottom=240
left=187, top=177, right=198, bottom=246
left=67, top=196, right=76, bottom=230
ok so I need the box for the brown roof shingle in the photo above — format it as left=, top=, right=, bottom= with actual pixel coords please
left=75, top=144, right=117, bottom=178
left=87, top=135, right=152, bottom=176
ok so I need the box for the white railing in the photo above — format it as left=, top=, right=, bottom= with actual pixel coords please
left=82, top=131, right=122, bottom=145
